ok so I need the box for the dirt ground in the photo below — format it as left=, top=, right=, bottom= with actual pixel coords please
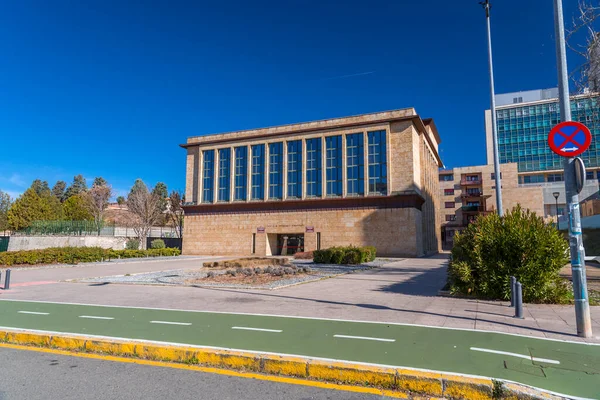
left=186, top=272, right=310, bottom=286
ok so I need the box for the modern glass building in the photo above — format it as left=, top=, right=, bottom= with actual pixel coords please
left=484, top=88, right=600, bottom=218
left=181, top=109, right=443, bottom=257
left=486, top=88, right=600, bottom=179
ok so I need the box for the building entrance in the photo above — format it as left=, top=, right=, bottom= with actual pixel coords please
left=277, top=234, right=304, bottom=255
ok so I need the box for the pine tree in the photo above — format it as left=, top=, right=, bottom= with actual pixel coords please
left=30, top=179, right=50, bottom=196
left=65, top=175, right=88, bottom=199
left=93, top=177, right=108, bottom=188
left=63, top=194, right=93, bottom=221
left=7, top=188, right=60, bottom=230
left=52, top=181, right=67, bottom=202
left=0, top=190, right=12, bottom=232
left=152, top=182, right=169, bottom=212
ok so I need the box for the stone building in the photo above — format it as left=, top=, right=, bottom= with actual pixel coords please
left=439, top=163, right=545, bottom=248
left=181, top=108, right=443, bottom=257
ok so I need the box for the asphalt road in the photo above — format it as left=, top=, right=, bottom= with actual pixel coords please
left=0, top=299, right=599, bottom=399
left=0, top=347, right=381, bottom=400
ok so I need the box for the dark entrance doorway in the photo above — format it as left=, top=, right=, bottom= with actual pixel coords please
left=277, top=234, right=304, bottom=255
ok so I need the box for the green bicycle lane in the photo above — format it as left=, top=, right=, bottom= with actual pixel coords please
left=0, top=300, right=598, bottom=399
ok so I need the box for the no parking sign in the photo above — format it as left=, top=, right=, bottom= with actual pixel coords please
left=547, top=121, right=592, bottom=157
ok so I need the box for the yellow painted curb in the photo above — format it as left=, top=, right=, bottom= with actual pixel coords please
left=0, top=329, right=562, bottom=399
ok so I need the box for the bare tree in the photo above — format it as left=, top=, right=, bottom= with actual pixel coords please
left=167, top=190, right=184, bottom=238
left=126, top=180, right=162, bottom=249
left=567, top=1, right=600, bottom=93
left=84, top=185, right=112, bottom=235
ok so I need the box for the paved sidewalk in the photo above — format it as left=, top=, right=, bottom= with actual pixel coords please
left=1, top=255, right=599, bottom=343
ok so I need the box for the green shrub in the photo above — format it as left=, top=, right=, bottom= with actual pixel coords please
left=313, top=245, right=377, bottom=265
left=0, top=246, right=180, bottom=266
left=313, top=249, right=332, bottom=264
left=150, top=239, right=166, bottom=249
left=342, top=247, right=363, bottom=264
left=125, top=239, right=140, bottom=250
left=363, top=246, right=377, bottom=262
left=448, top=206, right=571, bottom=303
left=330, top=247, right=345, bottom=264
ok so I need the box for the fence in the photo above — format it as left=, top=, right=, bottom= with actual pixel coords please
left=146, top=237, right=183, bottom=250
left=0, top=237, right=9, bottom=252
left=13, top=221, right=179, bottom=238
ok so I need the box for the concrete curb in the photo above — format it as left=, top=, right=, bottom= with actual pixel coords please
left=0, top=329, right=566, bottom=400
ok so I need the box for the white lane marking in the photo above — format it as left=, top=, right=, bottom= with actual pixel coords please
left=150, top=320, right=191, bottom=326
left=79, top=315, right=114, bottom=320
left=231, top=326, right=282, bottom=333
left=1, top=299, right=598, bottom=346
left=470, top=347, right=560, bottom=365
left=334, top=334, right=395, bottom=343
left=18, top=311, right=49, bottom=315
left=0, top=326, right=591, bottom=400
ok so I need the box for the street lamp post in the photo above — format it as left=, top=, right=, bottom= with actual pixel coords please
left=480, top=0, right=504, bottom=216
left=553, top=191, right=560, bottom=225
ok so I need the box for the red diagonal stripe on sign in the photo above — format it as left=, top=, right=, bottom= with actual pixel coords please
left=556, top=128, right=583, bottom=147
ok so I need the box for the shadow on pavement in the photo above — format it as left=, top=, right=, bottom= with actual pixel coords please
left=197, top=286, right=576, bottom=338
left=373, top=266, right=448, bottom=296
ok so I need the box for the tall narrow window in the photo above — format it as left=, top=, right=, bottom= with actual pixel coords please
left=218, top=148, right=231, bottom=202
left=251, top=144, right=265, bottom=200
left=368, top=130, right=387, bottom=195
left=202, top=150, right=214, bottom=203
left=287, top=140, right=302, bottom=199
left=346, top=133, right=364, bottom=196
left=325, top=135, right=342, bottom=196
left=269, top=142, right=283, bottom=200
left=234, top=147, right=247, bottom=201
left=306, top=138, right=322, bottom=197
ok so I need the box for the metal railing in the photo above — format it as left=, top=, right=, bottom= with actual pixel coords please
left=13, top=221, right=179, bottom=238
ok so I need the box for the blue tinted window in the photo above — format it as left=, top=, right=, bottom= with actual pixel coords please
left=218, top=148, right=231, bottom=202
left=346, top=133, right=364, bottom=196
left=287, top=140, right=302, bottom=199
left=306, top=138, right=322, bottom=197
left=325, top=135, right=343, bottom=196
left=202, top=150, right=214, bottom=203
left=234, top=146, right=247, bottom=201
left=251, top=144, right=265, bottom=200
left=269, top=142, right=283, bottom=200
left=368, top=130, right=387, bottom=195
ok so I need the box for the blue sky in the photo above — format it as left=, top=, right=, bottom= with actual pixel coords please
left=0, top=1, right=588, bottom=200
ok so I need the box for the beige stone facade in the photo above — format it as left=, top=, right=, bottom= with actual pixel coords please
left=439, top=163, right=544, bottom=247
left=181, top=109, right=443, bottom=257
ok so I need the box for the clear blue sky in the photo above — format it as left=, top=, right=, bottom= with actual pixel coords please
left=0, top=1, right=587, bottom=200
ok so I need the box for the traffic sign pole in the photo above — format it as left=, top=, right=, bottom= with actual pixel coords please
left=553, top=0, right=592, bottom=338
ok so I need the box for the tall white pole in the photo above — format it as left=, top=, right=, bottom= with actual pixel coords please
left=553, top=0, right=592, bottom=338
left=482, top=0, right=504, bottom=215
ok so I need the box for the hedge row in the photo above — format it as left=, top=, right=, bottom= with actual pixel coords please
left=313, top=246, right=376, bottom=265
left=0, top=246, right=181, bottom=266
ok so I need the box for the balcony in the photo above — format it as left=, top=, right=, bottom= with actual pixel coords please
left=461, top=205, right=485, bottom=212
left=460, top=179, right=482, bottom=186
left=461, top=191, right=492, bottom=199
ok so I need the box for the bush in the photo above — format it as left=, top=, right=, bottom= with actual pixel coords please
left=125, top=239, right=140, bottom=250
left=150, top=239, right=166, bottom=249
left=363, top=246, right=377, bottom=262
left=447, top=206, right=571, bottom=303
left=0, top=246, right=181, bottom=266
left=313, top=246, right=377, bottom=265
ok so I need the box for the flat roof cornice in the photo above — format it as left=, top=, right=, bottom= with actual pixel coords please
left=181, top=108, right=418, bottom=147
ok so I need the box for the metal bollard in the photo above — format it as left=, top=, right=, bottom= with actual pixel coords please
left=514, top=282, right=523, bottom=319
left=4, top=269, right=11, bottom=290
left=510, top=276, right=516, bottom=307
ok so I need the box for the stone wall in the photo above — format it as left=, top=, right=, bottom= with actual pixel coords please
left=8, top=236, right=128, bottom=252
left=182, top=207, right=422, bottom=257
